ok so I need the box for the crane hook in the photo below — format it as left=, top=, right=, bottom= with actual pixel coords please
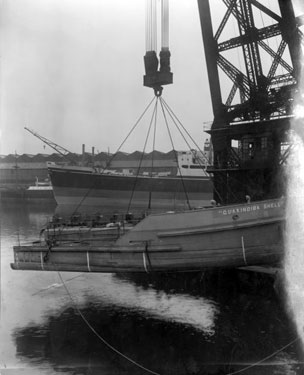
left=154, top=86, right=163, bottom=97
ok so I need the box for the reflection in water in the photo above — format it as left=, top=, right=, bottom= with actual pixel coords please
left=60, top=273, right=218, bottom=335
left=1, top=201, right=55, bottom=242
left=13, top=270, right=302, bottom=375
left=32, top=272, right=217, bottom=335
left=1, top=202, right=303, bottom=374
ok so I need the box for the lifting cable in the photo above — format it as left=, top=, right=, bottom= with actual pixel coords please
left=225, top=336, right=299, bottom=375
left=159, top=99, right=191, bottom=210
left=162, top=98, right=252, bottom=204
left=146, top=0, right=157, bottom=53
left=161, top=97, right=209, bottom=168
left=128, top=92, right=210, bottom=213
left=126, top=98, right=159, bottom=214
left=148, top=95, right=158, bottom=210
left=71, top=96, right=156, bottom=215
left=161, top=97, right=224, bottom=203
left=57, top=272, right=161, bottom=375
left=161, top=98, right=211, bottom=166
left=56, top=270, right=300, bottom=375
left=161, top=0, right=169, bottom=50
left=146, top=0, right=169, bottom=53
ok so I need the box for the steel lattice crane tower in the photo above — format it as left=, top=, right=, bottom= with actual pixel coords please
left=197, top=0, right=304, bottom=204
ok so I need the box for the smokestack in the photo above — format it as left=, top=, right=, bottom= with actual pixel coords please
left=82, top=144, right=85, bottom=155
left=92, top=146, right=95, bottom=167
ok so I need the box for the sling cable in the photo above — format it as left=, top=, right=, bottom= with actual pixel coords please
left=144, top=0, right=173, bottom=97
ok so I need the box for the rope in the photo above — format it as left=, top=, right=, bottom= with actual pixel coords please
left=126, top=98, right=159, bottom=214
left=148, top=97, right=158, bottom=209
left=161, top=98, right=261, bottom=204
left=159, top=99, right=192, bottom=210
left=56, top=270, right=299, bottom=375
left=225, top=336, right=299, bottom=375
left=161, top=98, right=211, bottom=165
left=160, top=97, right=209, bottom=169
left=146, top=0, right=151, bottom=51
left=57, top=272, right=161, bottom=375
left=71, top=96, right=156, bottom=215
left=31, top=274, right=84, bottom=296
left=161, top=0, right=169, bottom=49
left=161, top=97, right=225, bottom=204
left=151, top=0, right=157, bottom=51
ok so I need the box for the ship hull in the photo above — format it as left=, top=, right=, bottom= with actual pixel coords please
left=12, top=198, right=285, bottom=273
left=48, top=165, right=213, bottom=210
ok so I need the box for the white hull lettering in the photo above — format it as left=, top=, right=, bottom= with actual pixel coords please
left=219, top=205, right=261, bottom=215
left=263, top=202, right=281, bottom=209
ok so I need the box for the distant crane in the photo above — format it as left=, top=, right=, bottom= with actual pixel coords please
left=24, top=127, right=77, bottom=164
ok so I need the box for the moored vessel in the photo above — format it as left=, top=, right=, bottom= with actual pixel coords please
left=47, top=148, right=213, bottom=211
left=1, top=177, right=54, bottom=201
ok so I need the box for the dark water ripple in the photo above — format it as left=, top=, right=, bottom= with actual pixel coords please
left=1, top=201, right=303, bottom=374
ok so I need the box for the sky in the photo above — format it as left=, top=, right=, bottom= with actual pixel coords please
left=0, top=0, right=215, bottom=155
left=0, top=0, right=303, bottom=155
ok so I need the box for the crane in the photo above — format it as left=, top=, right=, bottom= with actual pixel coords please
left=197, top=0, right=304, bottom=204
left=24, top=127, right=77, bottom=164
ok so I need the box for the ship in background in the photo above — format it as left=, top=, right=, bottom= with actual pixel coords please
left=47, top=140, right=213, bottom=212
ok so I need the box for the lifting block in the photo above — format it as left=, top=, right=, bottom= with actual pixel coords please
left=143, top=71, right=173, bottom=88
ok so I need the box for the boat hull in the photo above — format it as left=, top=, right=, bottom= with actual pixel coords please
left=48, top=165, right=213, bottom=211
left=11, top=198, right=285, bottom=272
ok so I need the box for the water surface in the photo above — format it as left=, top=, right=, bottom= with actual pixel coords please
left=1, top=201, right=303, bottom=374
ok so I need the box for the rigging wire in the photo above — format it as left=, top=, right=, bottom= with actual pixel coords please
left=162, top=98, right=245, bottom=203
left=128, top=94, right=215, bottom=213
left=31, top=273, right=83, bottom=296
left=57, top=272, right=161, bottom=375
left=161, top=0, right=169, bottom=49
left=126, top=98, right=159, bottom=214
left=55, top=270, right=300, bottom=375
left=160, top=98, right=208, bottom=167
left=151, top=0, right=157, bottom=52
left=146, top=0, right=157, bottom=52
left=161, top=98, right=225, bottom=203
left=159, top=98, right=211, bottom=181
left=225, top=336, right=299, bottom=375
left=159, top=99, right=191, bottom=210
left=161, top=99, right=210, bottom=164
left=162, top=98, right=247, bottom=203
left=146, top=0, right=151, bottom=51
left=148, top=96, right=159, bottom=209
left=71, top=96, right=156, bottom=215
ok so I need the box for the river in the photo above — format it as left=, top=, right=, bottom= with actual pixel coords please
left=0, top=200, right=303, bottom=375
